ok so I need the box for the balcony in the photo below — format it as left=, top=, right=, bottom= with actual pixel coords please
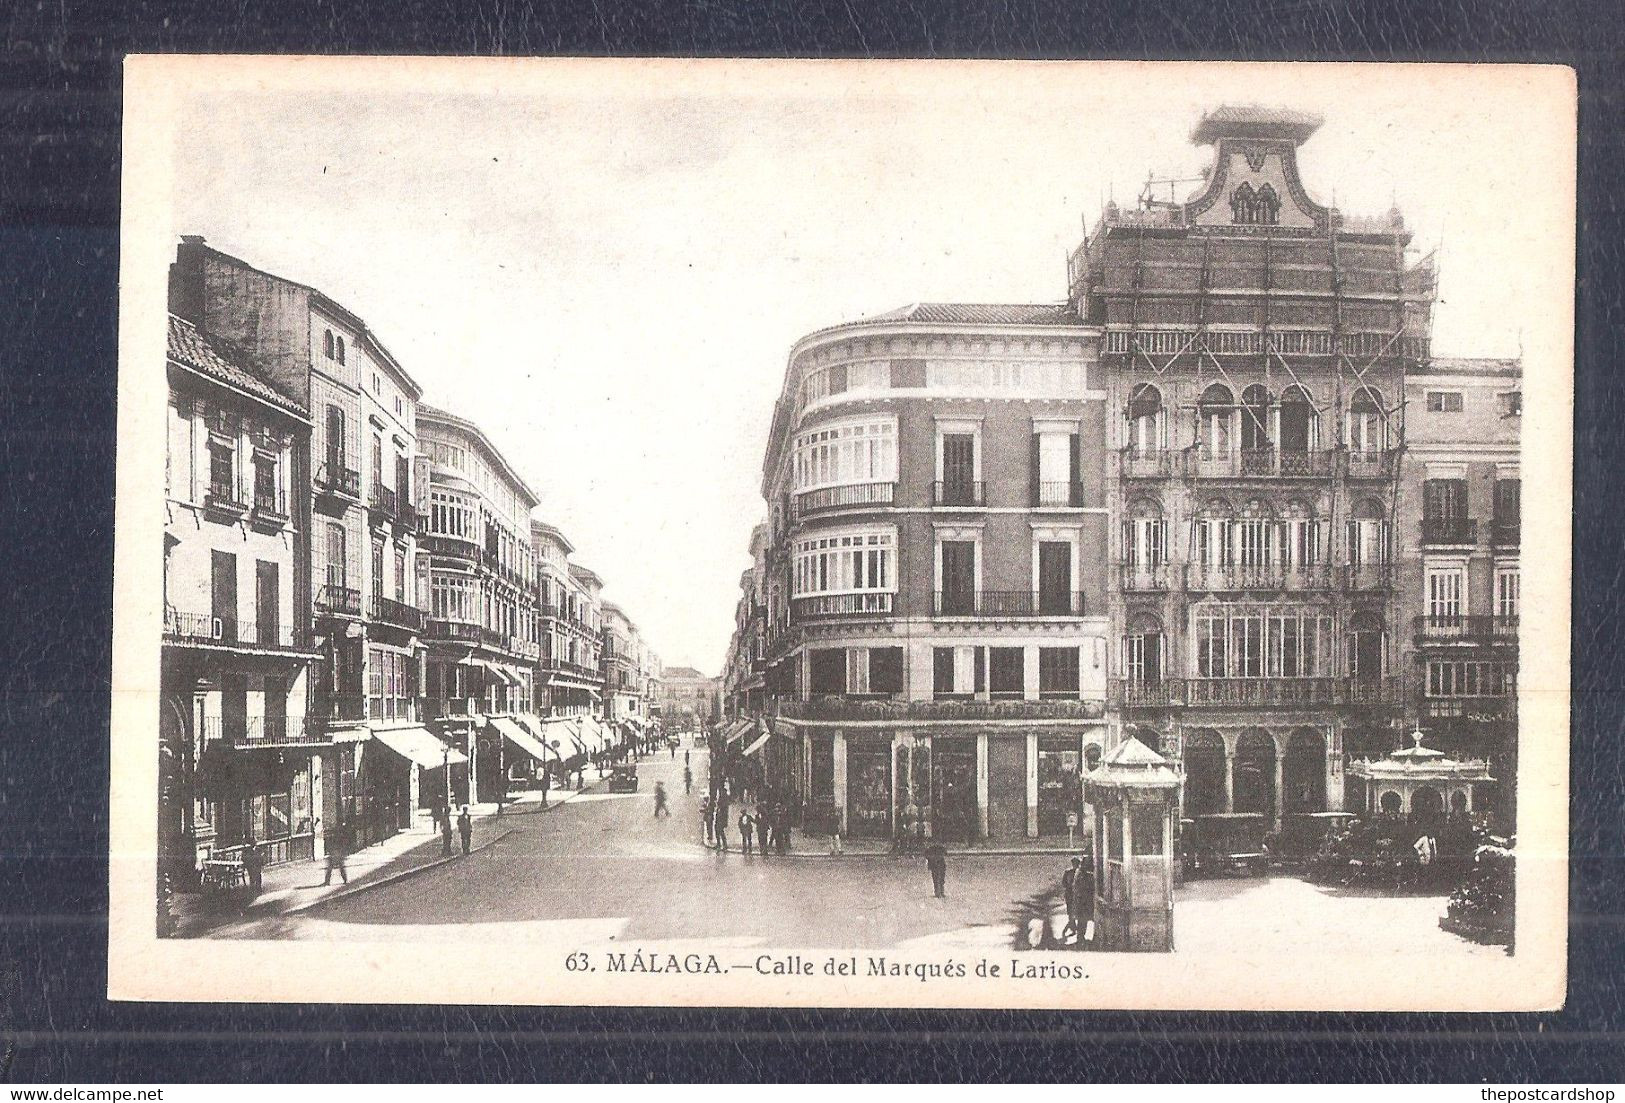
left=1194, top=448, right=1336, bottom=480
left=315, top=583, right=361, bottom=618
left=163, top=607, right=307, bottom=652
left=1183, top=564, right=1339, bottom=592
left=369, top=594, right=424, bottom=633
left=775, top=695, right=1105, bottom=723
left=1413, top=614, right=1519, bottom=646
left=795, top=481, right=896, bottom=517
left=1119, top=448, right=1178, bottom=480
left=203, top=480, right=248, bottom=519
left=315, top=459, right=361, bottom=503
left=421, top=533, right=480, bottom=562
left=932, top=480, right=985, bottom=508
left=1345, top=563, right=1395, bottom=591
left=1115, top=679, right=1178, bottom=708
left=368, top=695, right=418, bottom=724
left=1346, top=449, right=1397, bottom=479
left=416, top=696, right=480, bottom=722
left=201, top=715, right=325, bottom=748
left=1491, top=517, right=1520, bottom=548
left=1033, top=482, right=1087, bottom=508
left=1421, top=517, right=1477, bottom=546
left=322, top=694, right=367, bottom=723
left=791, top=592, right=894, bottom=619
left=1423, top=695, right=1516, bottom=721
left=1120, top=563, right=1171, bottom=591
left=425, top=618, right=482, bottom=644
left=1174, top=676, right=1404, bottom=708
left=933, top=590, right=1086, bottom=617
left=369, top=482, right=399, bottom=524
left=249, top=488, right=290, bottom=531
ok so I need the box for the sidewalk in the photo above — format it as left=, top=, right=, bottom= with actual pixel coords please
left=697, top=830, right=1092, bottom=859
left=171, top=775, right=607, bottom=937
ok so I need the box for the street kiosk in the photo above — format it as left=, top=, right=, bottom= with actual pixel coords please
left=1083, top=736, right=1181, bottom=953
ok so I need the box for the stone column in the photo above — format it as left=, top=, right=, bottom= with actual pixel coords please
left=1326, top=722, right=1345, bottom=812
left=1025, top=731, right=1040, bottom=837
left=1272, top=741, right=1286, bottom=830
left=312, top=753, right=327, bottom=860
left=832, top=731, right=847, bottom=837
left=1023, top=645, right=1042, bottom=700
left=1223, top=738, right=1236, bottom=814
left=976, top=733, right=990, bottom=840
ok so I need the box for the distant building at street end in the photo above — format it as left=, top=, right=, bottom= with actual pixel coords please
left=659, top=666, right=722, bottom=729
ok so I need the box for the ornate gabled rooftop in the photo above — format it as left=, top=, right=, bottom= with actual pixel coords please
left=1191, top=104, right=1324, bottom=146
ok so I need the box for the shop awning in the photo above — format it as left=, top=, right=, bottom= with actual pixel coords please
left=725, top=718, right=755, bottom=745
left=574, top=717, right=607, bottom=754
left=534, top=716, right=586, bottom=756
left=490, top=716, right=554, bottom=762
left=741, top=725, right=775, bottom=757
left=372, top=726, right=468, bottom=770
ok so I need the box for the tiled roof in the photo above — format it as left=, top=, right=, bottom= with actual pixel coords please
left=1422, top=356, right=1522, bottom=377
left=853, top=302, right=1084, bottom=328
left=167, top=315, right=306, bottom=417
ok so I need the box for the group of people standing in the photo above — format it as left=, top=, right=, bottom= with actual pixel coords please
left=700, top=779, right=794, bottom=857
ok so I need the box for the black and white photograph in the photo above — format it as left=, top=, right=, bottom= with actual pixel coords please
left=109, top=57, right=1572, bottom=1010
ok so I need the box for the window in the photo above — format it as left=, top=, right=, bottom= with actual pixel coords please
left=1345, top=388, right=1387, bottom=453
left=1345, top=500, right=1389, bottom=567
left=371, top=537, right=385, bottom=602
left=1426, top=567, right=1465, bottom=619
left=334, top=335, right=346, bottom=364
left=1499, top=391, right=1523, bottom=417
left=396, top=454, right=411, bottom=511
left=1124, top=623, right=1163, bottom=686
left=989, top=647, right=1024, bottom=699
left=932, top=646, right=983, bottom=698
left=792, top=418, right=897, bottom=490
left=207, top=439, right=236, bottom=502
left=1033, top=427, right=1080, bottom=505
left=431, top=572, right=476, bottom=622
left=252, top=453, right=277, bottom=511
left=809, top=649, right=845, bottom=696
left=1037, top=541, right=1073, bottom=613
left=1123, top=501, right=1167, bottom=566
left=1198, top=384, right=1234, bottom=459
left=324, top=406, right=345, bottom=472
left=430, top=489, right=476, bottom=541
left=1039, top=648, right=1080, bottom=698
left=1496, top=566, right=1520, bottom=621
left=325, top=523, right=346, bottom=590
left=937, top=539, right=977, bottom=614
left=211, top=550, right=238, bottom=640
left=371, top=432, right=384, bottom=491
left=1195, top=606, right=1332, bottom=679
left=869, top=647, right=903, bottom=695
left=1494, top=479, right=1521, bottom=524
left=1426, top=660, right=1513, bottom=698
left=939, top=430, right=978, bottom=502
left=1423, top=479, right=1467, bottom=521
left=792, top=528, right=895, bottom=597
left=1426, top=391, right=1464, bottom=413
left=323, top=330, right=335, bottom=359
left=1126, top=383, right=1165, bottom=453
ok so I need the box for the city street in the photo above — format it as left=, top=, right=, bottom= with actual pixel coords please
left=211, top=741, right=1501, bottom=961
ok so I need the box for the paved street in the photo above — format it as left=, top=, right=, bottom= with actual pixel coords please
left=213, top=742, right=1500, bottom=960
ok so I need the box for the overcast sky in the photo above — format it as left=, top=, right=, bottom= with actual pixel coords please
left=165, top=61, right=1570, bottom=674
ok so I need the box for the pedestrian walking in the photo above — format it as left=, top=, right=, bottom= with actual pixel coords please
left=776, top=811, right=790, bottom=856
left=684, top=748, right=690, bottom=766
left=440, top=810, right=453, bottom=857
left=457, top=806, right=472, bottom=855
left=756, top=808, right=771, bottom=857
left=670, top=743, right=676, bottom=760
left=700, top=795, right=713, bottom=845
left=240, top=833, right=265, bottom=895
left=925, top=842, right=947, bottom=898
left=323, top=821, right=351, bottom=886
left=654, top=782, right=670, bottom=818
left=738, top=810, right=754, bottom=855
left=1061, top=857, right=1082, bottom=938
left=715, top=807, right=730, bottom=852
left=683, top=765, right=693, bottom=795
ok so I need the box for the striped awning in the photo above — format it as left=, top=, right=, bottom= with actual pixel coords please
left=490, top=716, right=554, bottom=762
left=372, top=726, right=467, bottom=770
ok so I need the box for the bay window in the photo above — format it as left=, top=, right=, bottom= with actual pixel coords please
left=793, top=417, right=897, bottom=491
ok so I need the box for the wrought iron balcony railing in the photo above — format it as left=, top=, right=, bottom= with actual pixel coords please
left=1413, top=614, right=1519, bottom=645
left=791, top=592, right=894, bottom=618
left=1346, top=449, right=1397, bottom=479
left=204, top=480, right=247, bottom=515
left=1034, top=482, right=1086, bottom=508
left=795, top=481, right=896, bottom=517
left=315, top=583, right=361, bottom=617
left=1194, top=448, right=1337, bottom=479
left=1120, top=448, right=1179, bottom=479
left=1421, top=517, right=1477, bottom=545
left=201, top=714, right=322, bottom=747
left=163, top=607, right=305, bottom=650
left=370, top=482, right=399, bottom=521
left=1491, top=517, right=1521, bottom=547
left=773, top=695, right=1105, bottom=722
left=369, top=594, right=424, bottom=632
left=932, top=480, right=985, bottom=507
left=315, top=460, right=361, bottom=500
left=933, top=590, right=1086, bottom=616
left=1119, top=563, right=1171, bottom=591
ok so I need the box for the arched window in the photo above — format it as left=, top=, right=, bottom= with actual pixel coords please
left=1255, top=184, right=1281, bottom=225
left=1241, top=384, right=1271, bottom=453
left=1122, top=497, right=1167, bottom=568
left=1198, top=383, right=1235, bottom=461
left=1280, top=498, right=1322, bottom=568
left=1195, top=496, right=1234, bottom=568
left=1230, top=182, right=1257, bottom=224
left=1126, top=382, right=1165, bottom=453
left=1345, top=386, right=1386, bottom=454
left=1278, top=384, right=1318, bottom=457
left=335, top=335, right=347, bottom=365
left=1347, top=497, right=1392, bottom=568
left=1236, top=498, right=1275, bottom=569
left=322, top=329, right=335, bottom=359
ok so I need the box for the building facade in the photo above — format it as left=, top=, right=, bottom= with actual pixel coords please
left=1394, top=357, right=1521, bottom=824
left=417, top=404, right=541, bottom=805
left=752, top=303, right=1111, bottom=842
left=1079, top=106, right=1430, bottom=825
left=600, top=602, right=645, bottom=722
left=659, top=666, right=722, bottom=729
left=161, top=315, right=320, bottom=878
left=533, top=523, right=604, bottom=718
left=170, top=238, right=432, bottom=855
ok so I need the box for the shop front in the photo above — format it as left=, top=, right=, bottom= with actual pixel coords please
left=931, top=736, right=978, bottom=843
left=845, top=735, right=893, bottom=838
left=196, top=744, right=316, bottom=866
left=1036, top=734, right=1084, bottom=837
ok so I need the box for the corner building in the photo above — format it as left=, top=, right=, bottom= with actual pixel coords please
left=1079, top=107, right=1431, bottom=822
left=760, top=304, right=1110, bottom=842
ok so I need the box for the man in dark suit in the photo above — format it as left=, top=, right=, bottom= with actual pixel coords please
left=925, top=843, right=947, bottom=898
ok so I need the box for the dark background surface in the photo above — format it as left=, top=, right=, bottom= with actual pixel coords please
left=1, top=0, right=1621, bottom=1083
